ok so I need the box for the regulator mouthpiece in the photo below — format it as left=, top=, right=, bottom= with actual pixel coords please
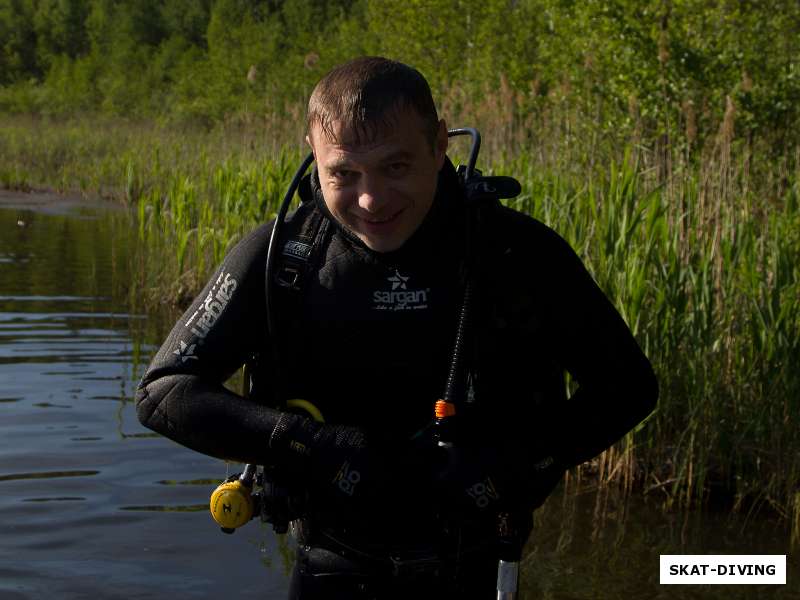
left=210, top=477, right=255, bottom=533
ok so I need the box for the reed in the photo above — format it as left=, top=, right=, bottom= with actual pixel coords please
left=504, top=152, right=799, bottom=522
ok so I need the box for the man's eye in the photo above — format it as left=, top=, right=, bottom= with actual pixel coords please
left=331, top=170, right=353, bottom=182
left=387, top=163, right=409, bottom=175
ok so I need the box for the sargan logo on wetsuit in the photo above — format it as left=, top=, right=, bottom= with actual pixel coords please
left=184, top=271, right=238, bottom=340
left=372, top=269, right=429, bottom=311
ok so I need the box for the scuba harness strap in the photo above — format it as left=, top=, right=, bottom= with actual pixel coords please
left=271, top=176, right=330, bottom=297
left=255, top=172, right=330, bottom=406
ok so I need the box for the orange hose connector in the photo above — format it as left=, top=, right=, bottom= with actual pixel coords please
left=435, top=400, right=456, bottom=419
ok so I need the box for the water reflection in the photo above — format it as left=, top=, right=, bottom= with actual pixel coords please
left=0, top=470, right=100, bottom=482
left=23, top=497, right=87, bottom=503
left=518, top=479, right=795, bottom=599
left=156, top=478, right=220, bottom=486
left=119, top=504, right=207, bottom=512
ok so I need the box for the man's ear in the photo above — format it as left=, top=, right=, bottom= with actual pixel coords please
left=435, top=118, right=448, bottom=168
left=305, top=134, right=315, bottom=158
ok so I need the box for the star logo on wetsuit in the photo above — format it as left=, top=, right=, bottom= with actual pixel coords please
left=373, top=270, right=429, bottom=311
left=387, top=270, right=409, bottom=290
left=173, top=340, right=199, bottom=363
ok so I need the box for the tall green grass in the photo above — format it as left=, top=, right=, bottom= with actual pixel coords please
left=131, top=147, right=302, bottom=306
left=1, top=114, right=798, bottom=541
left=502, top=151, right=799, bottom=526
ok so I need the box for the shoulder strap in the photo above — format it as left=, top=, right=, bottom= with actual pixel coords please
left=273, top=203, right=329, bottom=293
left=252, top=178, right=329, bottom=403
left=270, top=169, right=331, bottom=293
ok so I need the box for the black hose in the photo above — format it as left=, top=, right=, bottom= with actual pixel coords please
left=447, top=128, right=481, bottom=180
left=442, top=128, right=481, bottom=405
left=443, top=276, right=473, bottom=404
left=264, top=152, right=315, bottom=395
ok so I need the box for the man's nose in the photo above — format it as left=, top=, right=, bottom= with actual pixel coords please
left=357, top=177, right=387, bottom=213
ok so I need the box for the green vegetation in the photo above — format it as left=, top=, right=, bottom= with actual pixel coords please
left=2, top=1, right=799, bottom=537
left=2, top=1, right=800, bottom=151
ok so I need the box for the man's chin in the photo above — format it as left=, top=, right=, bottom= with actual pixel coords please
left=356, top=232, right=406, bottom=253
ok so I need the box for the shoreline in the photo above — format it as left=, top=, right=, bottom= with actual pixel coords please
left=0, top=186, right=123, bottom=216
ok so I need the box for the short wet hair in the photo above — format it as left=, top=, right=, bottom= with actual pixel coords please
left=307, top=56, right=439, bottom=149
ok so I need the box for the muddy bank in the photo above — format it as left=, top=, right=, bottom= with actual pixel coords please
left=0, top=188, right=122, bottom=217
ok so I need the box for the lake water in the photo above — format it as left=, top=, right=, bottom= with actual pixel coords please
left=0, top=193, right=794, bottom=599
left=0, top=195, right=290, bottom=599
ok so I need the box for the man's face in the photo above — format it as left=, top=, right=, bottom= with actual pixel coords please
left=307, top=109, right=448, bottom=253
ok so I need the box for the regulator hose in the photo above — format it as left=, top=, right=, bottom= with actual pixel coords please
left=265, top=151, right=315, bottom=396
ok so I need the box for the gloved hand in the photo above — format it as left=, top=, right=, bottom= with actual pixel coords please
left=432, top=440, right=565, bottom=523
left=431, top=443, right=507, bottom=521
left=267, top=411, right=437, bottom=518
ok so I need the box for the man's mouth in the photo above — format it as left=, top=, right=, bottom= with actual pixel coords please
left=357, top=209, right=403, bottom=228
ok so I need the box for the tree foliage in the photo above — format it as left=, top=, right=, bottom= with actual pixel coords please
left=0, top=0, right=798, bottom=150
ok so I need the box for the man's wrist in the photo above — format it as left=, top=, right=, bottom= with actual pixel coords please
left=268, top=412, right=320, bottom=459
left=268, top=413, right=366, bottom=461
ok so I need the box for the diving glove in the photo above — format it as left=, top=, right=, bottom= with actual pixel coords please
left=268, top=412, right=435, bottom=512
left=433, top=442, right=566, bottom=521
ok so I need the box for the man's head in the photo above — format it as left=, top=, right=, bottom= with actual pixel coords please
left=306, top=57, right=448, bottom=253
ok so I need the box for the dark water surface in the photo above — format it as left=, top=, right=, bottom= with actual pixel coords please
left=0, top=194, right=794, bottom=599
left=0, top=197, right=290, bottom=600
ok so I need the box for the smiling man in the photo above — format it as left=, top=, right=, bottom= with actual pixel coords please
left=307, top=74, right=448, bottom=252
left=136, top=57, right=657, bottom=599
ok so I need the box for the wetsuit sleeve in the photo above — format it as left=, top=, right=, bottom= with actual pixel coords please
left=135, top=220, right=369, bottom=468
left=531, top=221, right=658, bottom=468
left=500, top=211, right=658, bottom=467
left=135, top=222, right=288, bottom=464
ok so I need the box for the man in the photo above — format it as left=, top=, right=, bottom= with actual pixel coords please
left=136, top=57, right=657, bottom=599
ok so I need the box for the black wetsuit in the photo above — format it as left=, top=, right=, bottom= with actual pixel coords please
left=136, top=158, right=657, bottom=599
